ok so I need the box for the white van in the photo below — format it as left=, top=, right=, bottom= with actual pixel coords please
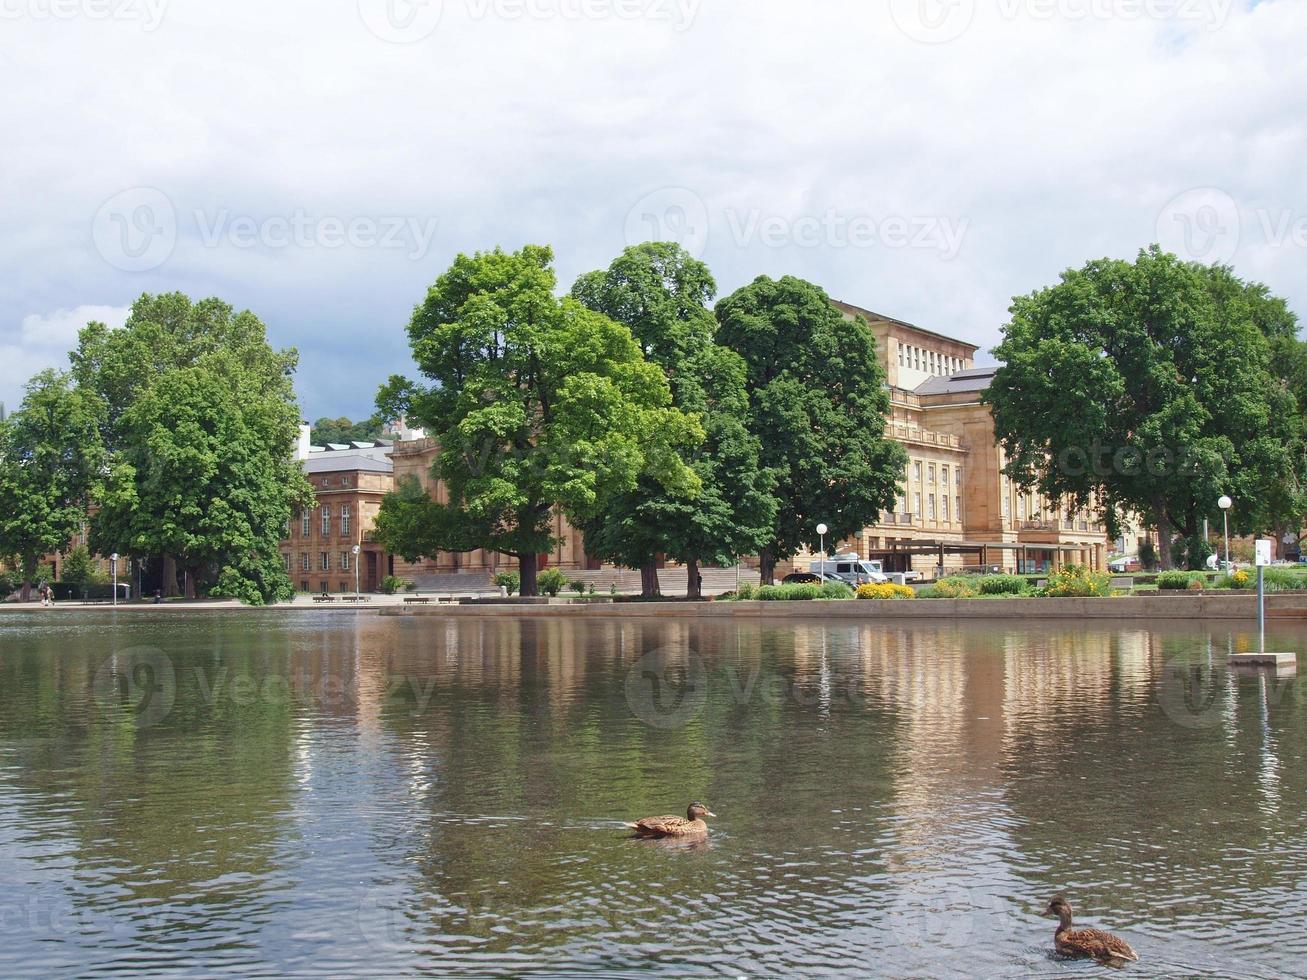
left=809, top=554, right=888, bottom=586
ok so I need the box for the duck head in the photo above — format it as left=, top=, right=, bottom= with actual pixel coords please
left=1044, top=896, right=1073, bottom=924
left=687, top=802, right=717, bottom=821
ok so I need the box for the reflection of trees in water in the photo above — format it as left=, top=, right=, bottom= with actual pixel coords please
left=0, top=615, right=303, bottom=952
left=995, top=624, right=1307, bottom=942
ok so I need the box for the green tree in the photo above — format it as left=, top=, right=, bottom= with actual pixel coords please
left=715, top=275, right=907, bottom=583
left=985, top=246, right=1290, bottom=570
left=571, top=242, right=775, bottom=599
left=309, top=415, right=386, bottom=446
left=0, top=371, right=105, bottom=601
left=376, top=244, right=702, bottom=596
left=74, top=294, right=311, bottom=601
left=59, top=545, right=107, bottom=588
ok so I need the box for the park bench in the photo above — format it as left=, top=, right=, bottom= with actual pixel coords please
left=404, top=596, right=432, bottom=604
left=313, top=594, right=337, bottom=603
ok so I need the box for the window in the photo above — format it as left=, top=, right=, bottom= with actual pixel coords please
left=1018, top=497, right=1027, bottom=520
left=928, top=494, right=936, bottom=520
left=320, top=580, right=329, bottom=594
left=913, top=461, right=922, bottom=483
left=956, top=496, right=962, bottom=522
left=320, top=552, right=329, bottom=571
left=301, top=509, right=311, bottom=537
left=942, top=495, right=950, bottom=521
left=1002, top=494, right=1010, bottom=518
left=341, top=505, right=351, bottom=537
left=321, top=506, right=331, bottom=536
left=300, top=553, right=310, bottom=571
left=928, top=464, right=936, bottom=485
left=282, top=553, right=291, bottom=572
left=913, top=492, right=922, bottom=518
left=941, top=466, right=949, bottom=488
left=341, top=552, right=351, bottom=571
left=898, top=343, right=905, bottom=367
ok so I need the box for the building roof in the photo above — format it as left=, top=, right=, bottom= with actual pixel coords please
left=913, top=366, right=997, bottom=396
left=832, top=299, right=981, bottom=354
left=301, top=454, right=392, bottom=478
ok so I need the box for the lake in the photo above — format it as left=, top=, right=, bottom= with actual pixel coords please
left=0, top=611, right=1304, bottom=977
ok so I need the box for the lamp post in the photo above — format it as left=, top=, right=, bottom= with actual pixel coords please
left=1218, top=495, right=1233, bottom=568
left=110, top=553, right=119, bottom=607
left=816, top=523, right=828, bottom=579
left=352, top=544, right=361, bottom=601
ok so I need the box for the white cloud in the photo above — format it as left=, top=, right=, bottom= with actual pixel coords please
left=0, top=0, right=1302, bottom=419
left=1, top=306, right=129, bottom=411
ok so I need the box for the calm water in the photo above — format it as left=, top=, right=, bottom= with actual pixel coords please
left=0, top=611, right=1304, bottom=978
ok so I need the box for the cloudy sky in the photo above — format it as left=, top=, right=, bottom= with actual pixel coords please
left=2, top=0, right=1303, bottom=420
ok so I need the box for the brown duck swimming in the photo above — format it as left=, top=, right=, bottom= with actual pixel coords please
left=625, top=802, right=716, bottom=838
left=1045, top=896, right=1139, bottom=964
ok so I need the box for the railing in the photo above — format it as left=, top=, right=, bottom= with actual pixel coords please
left=1022, top=520, right=1054, bottom=530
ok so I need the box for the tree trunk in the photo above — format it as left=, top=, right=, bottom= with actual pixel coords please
left=1156, top=503, right=1174, bottom=571
left=686, top=557, right=702, bottom=601
left=758, top=546, right=777, bottom=586
left=20, top=553, right=36, bottom=602
left=184, top=566, right=197, bottom=600
left=161, top=554, right=180, bottom=597
left=519, top=552, right=539, bottom=597
left=640, top=560, right=661, bottom=599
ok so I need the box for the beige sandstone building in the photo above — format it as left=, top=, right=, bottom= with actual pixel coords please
left=284, top=301, right=1112, bottom=591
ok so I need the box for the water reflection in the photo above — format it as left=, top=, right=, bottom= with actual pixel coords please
left=0, top=612, right=1304, bottom=977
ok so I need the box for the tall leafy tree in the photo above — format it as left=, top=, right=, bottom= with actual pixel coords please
left=715, top=275, right=907, bottom=583
left=571, top=243, right=776, bottom=598
left=0, top=371, right=105, bottom=600
left=376, top=244, right=702, bottom=596
left=985, top=246, right=1289, bottom=569
left=310, top=415, right=387, bottom=446
left=73, top=293, right=310, bottom=600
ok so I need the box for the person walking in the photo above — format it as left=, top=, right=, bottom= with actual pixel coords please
left=38, top=580, right=50, bottom=607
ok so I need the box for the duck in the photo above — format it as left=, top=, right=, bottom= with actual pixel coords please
left=625, top=802, right=716, bottom=838
left=1045, top=896, right=1139, bottom=965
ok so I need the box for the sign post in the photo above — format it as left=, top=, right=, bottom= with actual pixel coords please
left=1229, top=539, right=1296, bottom=670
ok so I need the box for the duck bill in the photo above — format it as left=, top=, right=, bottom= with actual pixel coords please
left=705, top=811, right=717, bottom=818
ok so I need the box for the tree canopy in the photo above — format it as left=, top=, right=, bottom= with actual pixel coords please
left=570, top=243, right=776, bottom=598
left=310, top=415, right=387, bottom=446
left=985, top=246, right=1298, bottom=568
left=714, top=275, right=907, bottom=583
left=74, top=293, right=311, bottom=601
left=375, top=244, right=702, bottom=595
left=0, top=370, right=105, bottom=600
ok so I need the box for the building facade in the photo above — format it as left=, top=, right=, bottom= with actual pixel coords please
left=281, top=441, right=395, bottom=594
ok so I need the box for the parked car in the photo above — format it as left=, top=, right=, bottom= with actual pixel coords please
left=808, top=554, right=888, bottom=586
left=781, top=572, right=822, bottom=585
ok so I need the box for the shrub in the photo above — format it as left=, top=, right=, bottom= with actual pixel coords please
left=755, top=583, right=822, bottom=601
left=1157, top=571, right=1205, bottom=591
left=977, top=574, right=1028, bottom=596
left=379, top=575, right=410, bottom=595
left=1043, top=564, right=1112, bottom=598
left=1216, top=569, right=1252, bottom=590
left=1261, top=568, right=1307, bottom=592
left=493, top=571, right=520, bottom=595
left=537, top=568, right=568, bottom=597
left=856, top=582, right=916, bottom=600
left=735, top=582, right=757, bottom=600
left=930, top=577, right=980, bottom=599
left=1138, top=539, right=1158, bottom=571
left=820, top=580, right=855, bottom=600
left=569, top=578, right=587, bottom=595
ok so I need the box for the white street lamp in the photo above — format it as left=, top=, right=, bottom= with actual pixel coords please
left=352, top=544, right=361, bottom=601
left=1218, top=495, right=1233, bottom=568
left=110, top=553, right=119, bottom=607
left=816, top=523, right=829, bottom=578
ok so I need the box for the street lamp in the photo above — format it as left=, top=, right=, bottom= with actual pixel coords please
left=110, top=553, right=119, bottom=607
left=1218, top=495, right=1233, bottom=568
left=816, top=523, right=828, bottom=578
left=352, top=544, right=361, bottom=601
